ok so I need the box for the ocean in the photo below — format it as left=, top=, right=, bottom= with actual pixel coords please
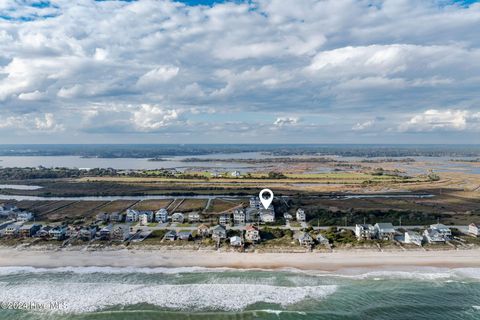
left=0, top=267, right=479, bottom=319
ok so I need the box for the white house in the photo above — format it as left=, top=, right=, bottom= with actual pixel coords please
left=283, top=212, right=293, bottom=221
left=404, top=230, right=423, bottom=246
left=355, top=224, right=375, bottom=240
left=230, top=236, right=243, bottom=247
left=155, top=208, right=168, bottom=223
left=219, top=213, right=231, bottom=225
left=423, top=228, right=446, bottom=244
left=188, top=212, right=201, bottom=223
left=233, top=209, right=247, bottom=224
left=4, top=222, right=22, bottom=236
left=430, top=223, right=451, bottom=239
left=469, top=223, right=480, bottom=237
left=126, top=209, right=140, bottom=222
left=171, top=212, right=185, bottom=223
left=259, top=209, right=275, bottom=223
left=374, top=223, right=396, bottom=240
left=16, top=211, right=33, bottom=222
left=296, top=209, right=306, bottom=222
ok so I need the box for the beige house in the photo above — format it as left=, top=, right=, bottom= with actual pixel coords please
left=245, top=225, right=260, bottom=242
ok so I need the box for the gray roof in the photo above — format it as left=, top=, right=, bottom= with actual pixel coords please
left=375, top=223, right=395, bottom=232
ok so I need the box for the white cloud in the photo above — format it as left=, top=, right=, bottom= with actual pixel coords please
left=18, top=90, right=47, bottom=101
left=273, top=117, right=300, bottom=127
left=352, top=120, right=375, bottom=131
left=0, top=113, right=63, bottom=133
left=131, top=104, right=181, bottom=131
left=399, top=109, right=469, bottom=132
left=34, top=113, right=64, bottom=132
left=0, top=0, right=479, bottom=142
left=136, top=66, right=179, bottom=89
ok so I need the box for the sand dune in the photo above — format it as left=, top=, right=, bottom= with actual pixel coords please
left=1, top=248, right=480, bottom=271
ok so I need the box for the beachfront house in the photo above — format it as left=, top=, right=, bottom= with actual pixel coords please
left=430, top=223, right=451, bottom=240
left=355, top=224, right=375, bottom=240
left=423, top=228, right=446, bottom=244
left=298, top=232, right=314, bottom=247
left=37, top=226, right=52, bottom=238
left=79, top=226, right=97, bottom=241
left=245, top=225, right=260, bottom=243
left=4, top=222, right=22, bottom=236
left=219, top=213, right=231, bottom=226
left=296, top=209, right=306, bottom=222
left=178, top=231, right=192, bottom=241
left=374, top=223, right=396, bottom=241
left=212, top=225, right=227, bottom=241
left=49, top=226, right=67, bottom=240
left=469, top=223, right=480, bottom=237
left=316, top=233, right=329, bottom=245
left=259, top=209, right=275, bottom=223
left=233, top=209, right=247, bottom=225
left=155, top=208, right=169, bottom=223
left=164, top=230, right=177, bottom=241
left=188, top=212, right=201, bottom=223
left=197, top=224, right=210, bottom=237
left=99, top=224, right=113, bottom=240
left=16, top=211, right=34, bottom=222
left=171, top=212, right=185, bottom=223
left=126, top=209, right=140, bottom=222
left=230, top=236, right=243, bottom=247
left=19, top=224, right=41, bottom=237
left=111, top=225, right=130, bottom=241
left=404, top=230, right=423, bottom=246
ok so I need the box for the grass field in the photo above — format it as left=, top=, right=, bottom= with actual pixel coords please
left=98, top=200, right=138, bottom=213
left=206, top=198, right=245, bottom=214
left=132, top=199, right=174, bottom=211
left=175, top=199, right=207, bottom=212
left=47, top=201, right=109, bottom=222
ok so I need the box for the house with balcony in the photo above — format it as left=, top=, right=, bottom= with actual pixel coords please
left=296, top=209, right=306, bottom=222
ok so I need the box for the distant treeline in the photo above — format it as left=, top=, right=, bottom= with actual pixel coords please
left=0, top=144, right=478, bottom=158
left=0, top=167, right=209, bottom=180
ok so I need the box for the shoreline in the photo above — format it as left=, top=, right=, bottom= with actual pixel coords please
left=1, top=248, right=480, bottom=271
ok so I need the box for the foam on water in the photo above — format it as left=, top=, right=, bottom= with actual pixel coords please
left=3, top=266, right=480, bottom=281
left=0, top=282, right=337, bottom=314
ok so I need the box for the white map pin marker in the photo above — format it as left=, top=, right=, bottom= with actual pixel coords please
left=259, top=189, right=274, bottom=209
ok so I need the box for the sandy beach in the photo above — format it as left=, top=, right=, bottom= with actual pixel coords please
left=1, top=248, right=480, bottom=271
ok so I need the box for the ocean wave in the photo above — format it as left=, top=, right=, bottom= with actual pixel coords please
left=1, top=265, right=480, bottom=281
left=0, top=282, right=337, bottom=314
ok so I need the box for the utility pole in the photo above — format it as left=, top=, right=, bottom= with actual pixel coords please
left=399, top=216, right=402, bottom=227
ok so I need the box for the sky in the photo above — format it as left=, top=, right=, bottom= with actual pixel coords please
left=0, top=0, right=479, bottom=144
